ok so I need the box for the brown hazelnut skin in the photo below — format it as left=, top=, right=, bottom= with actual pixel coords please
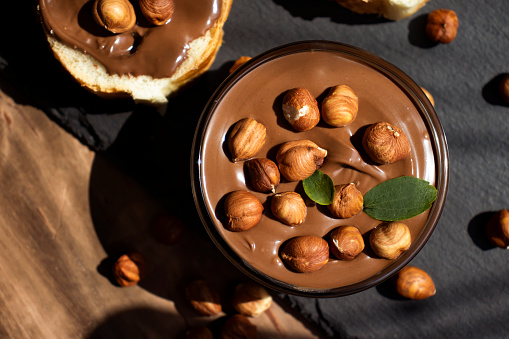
left=150, top=214, right=185, bottom=245
left=224, top=191, right=264, bottom=232
left=329, top=226, right=365, bottom=260
left=276, top=140, right=328, bottom=182
left=139, top=0, right=174, bottom=25
left=228, top=118, right=266, bottom=162
left=282, top=88, right=320, bottom=132
left=281, top=235, right=329, bottom=273
left=426, top=9, right=458, bottom=44
left=486, top=209, right=509, bottom=249
left=321, top=85, right=358, bottom=127
left=112, top=251, right=146, bottom=287
left=362, top=122, right=411, bottom=164
left=186, top=327, right=214, bottom=339
left=395, top=266, right=436, bottom=300
left=369, top=222, right=411, bottom=259
left=232, top=282, right=272, bottom=317
left=229, top=56, right=251, bottom=74
left=92, top=0, right=136, bottom=34
left=499, top=75, right=509, bottom=104
left=185, top=279, right=222, bottom=316
left=421, top=87, right=435, bottom=107
left=246, top=158, right=280, bottom=193
left=220, top=314, right=257, bottom=339
left=271, top=192, right=307, bottom=226
left=327, top=183, right=363, bottom=219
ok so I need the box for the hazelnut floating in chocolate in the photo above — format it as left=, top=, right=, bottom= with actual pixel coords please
left=276, top=140, right=327, bottom=181
left=363, top=122, right=410, bottom=164
left=282, top=88, right=320, bottom=132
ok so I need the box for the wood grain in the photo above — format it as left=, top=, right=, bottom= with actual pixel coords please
left=0, top=89, right=324, bottom=338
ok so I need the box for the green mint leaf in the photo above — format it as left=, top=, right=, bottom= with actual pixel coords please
left=302, top=170, right=335, bottom=205
left=363, top=176, right=437, bottom=221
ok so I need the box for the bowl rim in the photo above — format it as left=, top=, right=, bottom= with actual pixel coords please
left=191, top=40, right=449, bottom=297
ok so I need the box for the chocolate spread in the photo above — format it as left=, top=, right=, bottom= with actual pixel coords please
left=199, top=50, right=438, bottom=290
left=38, top=0, right=222, bottom=78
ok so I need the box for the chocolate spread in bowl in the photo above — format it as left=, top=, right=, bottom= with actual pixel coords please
left=195, top=42, right=446, bottom=293
left=38, top=0, right=222, bottom=78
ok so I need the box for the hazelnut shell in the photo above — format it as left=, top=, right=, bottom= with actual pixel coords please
left=276, top=140, right=327, bottom=182
left=228, top=118, right=266, bottom=162
left=246, top=158, right=280, bottom=193
left=281, top=235, right=329, bottom=273
left=327, top=183, right=363, bottom=219
left=185, top=279, right=222, bottom=316
left=224, top=191, right=264, bottom=232
left=329, top=226, right=365, bottom=260
left=271, top=192, right=307, bottom=226
left=426, top=9, right=459, bottom=44
left=282, top=88, right=320, bottom=132
left=92, top=0, right=136, bottom=34
left=395, top=265, right=436, bottom=300
left=112, top=251, right=146, bottom=287
left=486, top=209, right=509, bottom=249
left=321, top=85, right=358, bottom=127
left=369, top=222, right=411, bottom=259
left=362, top=122, right=410, bottom=164
left=232, top=282, right=272, bottom=317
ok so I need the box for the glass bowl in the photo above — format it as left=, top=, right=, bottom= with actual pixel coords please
left=191, top=40, right=449, bottom=297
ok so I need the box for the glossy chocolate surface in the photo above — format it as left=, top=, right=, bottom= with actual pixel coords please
left=38, top=0, right=222, bottom=78
left=194, top=42, right=446, bottom=293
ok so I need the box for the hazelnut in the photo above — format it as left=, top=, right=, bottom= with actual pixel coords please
left=186, top=327, right=214, bottom=339
left=281, top=235, right=329, bottom=273
left=369, top=222, right=411, bottom=259
left=220, top=314, right=257, bottom=339
left=232, top=282, right=272, bottom=317
left=329, top=226, right=365, bottom=260
left=246, top=158, right=280, bottom=193
left=486, top=209, right=509, bottom=249
left=112, top=251, right=146, bottom=287
left=395, top=265, right=436, bottom=300
left=228, top=118, right=266, bottom=162
left=282, top=88, right=320, bottom=131
left=327, top=183, right=363, bottom=219
left=499, top=75, right=509, bottom=104
left=139, top=0, right=174, bottom=26
left=270, top=192, right=307, bottom=226
left=426, top=9, right=458, bottom=44
left=276, top=140, right=327, bottom=182
left=321, top=85, right=358, bottom=127
left=185, top=279, right=222, bottom=316
left=362, top=122, right=411, bottom=164
left=224, top=191, right=264, bottom=232
left=229, top=56, right=252, bottom=74
left=421, top=87, right=435, bottom=107
left=151, top=214, right=185, bottom=245
left=92, top=0, right=136, bottom=34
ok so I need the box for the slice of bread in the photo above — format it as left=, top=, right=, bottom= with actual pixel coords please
left=334, top=0, right=430, bottom=20
left=43, top=0, right=232, bottom=105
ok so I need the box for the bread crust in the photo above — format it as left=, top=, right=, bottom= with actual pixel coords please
left=334, top=0, right=429, bottom=20
left=44, top=0, right=232, bottom=105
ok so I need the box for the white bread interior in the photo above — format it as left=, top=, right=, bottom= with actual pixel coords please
left=45, top=0, right=232, bottom=105
left=334, top=0, right=430, bottom=20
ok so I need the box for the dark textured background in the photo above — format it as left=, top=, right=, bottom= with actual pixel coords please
left=2, top=0, right=509, bottom=338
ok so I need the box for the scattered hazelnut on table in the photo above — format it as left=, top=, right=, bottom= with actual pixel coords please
left=232, top=282, right=272, bottom=317
left=220, top=314, right=257, bottom=339
left=139, top=0, right=174, bottom=25
left=228, top=118, right=266, bottom=162
left=224, top=191, right=264, bottom=232
left=362, top=122, right=410, bottom=164
left=329, top=226, right=365, bottom=260
left=151, top=214, right=185, bottom=245
left=395, top=265, right=436, bottom=300
left=369, top=222, right=411, bottom=259
left=426, top=9, right=458, bottom=44
left=186, top=326, right=214, bottom=339
left=421, top=87, right=435, bottom=107
left=327, top=183, right=364, bottom=219
left=229, top=56, right=252, bottom=74
left=92, top=0, right=136, bottom=34
left=486, top=209, right=509, bottom=249
left=499, top=75, right=509, bottom=104
left=276, top=140, right=327, bottom=182
left=246, top=158, right=280, bottom=193
left=282, top=88, right=321, bottom=132
left=321, top=85, right=359, bottom=127
left=185, top=279, right=222, bottom=316
left=281, top=235, right=329, bottom=273
left=271, top=192, right=307, bottom=226
left=112, top=251, right=146, bottom=287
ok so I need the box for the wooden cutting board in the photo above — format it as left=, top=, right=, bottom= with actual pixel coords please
left=0, top=88, right=323, bottom=338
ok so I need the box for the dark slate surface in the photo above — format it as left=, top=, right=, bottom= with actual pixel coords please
left=2, top=0, right=509, bottom=338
